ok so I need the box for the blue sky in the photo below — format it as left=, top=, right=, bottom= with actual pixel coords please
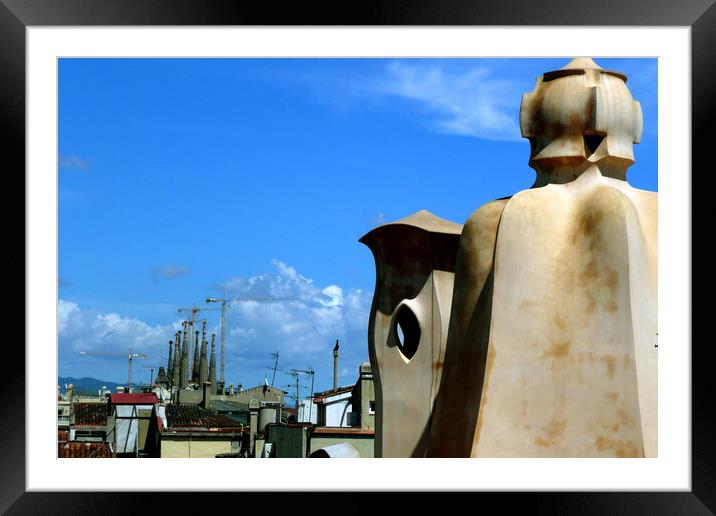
left=58, top=57, right=658, bottom=394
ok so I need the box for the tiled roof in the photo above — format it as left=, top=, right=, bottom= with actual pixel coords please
left=211, top=400, right=249, bottom=413
left=58, top=441, right=113, bottom=458
left=165, top=404, right=206, bottom=430
left=199, top=408, right=245, bottom=432
left=73, top=402, right=108, bottom=426
left=110, top=393, right=158, bottom=405
left=313, top=386, right=353, bottom=402
left=164, top=404, right=246, bottom=432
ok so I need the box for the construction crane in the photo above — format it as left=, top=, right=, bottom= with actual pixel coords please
left=79, top=348, right=148, bottom=393
left=177, top=306, right=222, bottom=331
left=206, top=296, right=296, bottom=393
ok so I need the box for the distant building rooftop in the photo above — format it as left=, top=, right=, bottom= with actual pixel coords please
left=312, top=386, right=353, bottom=403
left=109, top=393, right=157, bottom=405
left=164, top=404, right=246, bottom=433
left=211, top=400, right=249, bottom=412
left=57, top=441, right=112, bottom=458
left=72, top=402, right=108, bottom=427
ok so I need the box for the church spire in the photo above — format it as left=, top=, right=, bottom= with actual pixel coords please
left=167, top=339, right=174, bottom=385
left=199, top=320, right=209, bottom=386
left=209, top=332, right=217, bottom=395
left=192, top=330, right=200, bottom=385
left=180, top=321, right=191, bottom=389
left=172, top=331, right=181, bottom=390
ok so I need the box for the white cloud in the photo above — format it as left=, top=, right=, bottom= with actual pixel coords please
left=371, top=61, right=523, bottom=141
left=58, top=299, right=79, bottom=333
left=320, top=285, right=343, bottom=307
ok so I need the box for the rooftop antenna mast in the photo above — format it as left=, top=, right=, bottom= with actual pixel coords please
left=285, top=370, right=301, bottom=416
left=270, top=351, right=280, bottom=387
left=206, top=296, right=297, bottom=394
left=290, top=367, right=315, bottom=423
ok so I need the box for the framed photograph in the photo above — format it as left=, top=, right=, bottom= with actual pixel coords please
left=9, top=0, right=708, bottom=511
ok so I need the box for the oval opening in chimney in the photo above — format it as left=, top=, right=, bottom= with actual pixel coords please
left=391, top=305, right=420, bottom=361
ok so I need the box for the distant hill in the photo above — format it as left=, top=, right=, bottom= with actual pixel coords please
left=58, top=376, right=123, bottom=395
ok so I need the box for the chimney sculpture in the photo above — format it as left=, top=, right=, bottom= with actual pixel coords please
left=199, top=320, right=209, bottom=386
left=209, top=332, right=217, bottom=395
left=362, top=58, right=656, bottom=458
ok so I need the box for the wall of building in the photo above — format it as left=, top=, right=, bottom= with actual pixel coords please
left=320, top=392, right=353, bottom=427
left=297, top=399, right=318, bottom=424
left=176, top=386, right=285, bottom=405
left=160, top=436, right=235, bottom=458
left=352, top=364, right=376, bottom=430
left=265, top=425, right=308, bottom=458
left=113, top=404, right=155, bottom=455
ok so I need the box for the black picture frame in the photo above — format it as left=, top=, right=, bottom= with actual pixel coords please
left=5, top=0, right=707, bottom=512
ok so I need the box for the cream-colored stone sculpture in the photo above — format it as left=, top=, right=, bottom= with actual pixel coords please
left=361, top=58, right=657, bottom=458
left=360, top=210, right=462, bottom=457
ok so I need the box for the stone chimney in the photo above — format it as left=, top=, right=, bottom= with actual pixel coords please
left=65, top=383, right=74, bottom=401
left=248, top=399, right=260, bottom=457
left=201, top=381, right=212, bottom=409
left=333, top=340, right=340, bottom=391
left=209, top=332, right=217, bottom=395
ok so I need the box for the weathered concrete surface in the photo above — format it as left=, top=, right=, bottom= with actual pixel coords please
left=427, top=167, right=657, bottom=457
left=360, top=210, right=462, bottom=457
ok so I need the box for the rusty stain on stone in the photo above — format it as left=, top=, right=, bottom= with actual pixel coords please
left=543, top=340, right=571, bottom=359
left=552, top=313, right=567, bottom=330
left=534, top=419, right=567, bottom=447
left=603, top=355, right=616, bottom=379
left=594, top=436, right=641, bottom=457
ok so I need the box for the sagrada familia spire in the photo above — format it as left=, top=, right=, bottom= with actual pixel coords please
left=172, top=331, right=181, bottom=390
left=192, top=329, right=200, bottom=384
left=166, top=339, right=174, bottom=386
left=199, top=320, right=209, bottom=386
left=180, top=321, right=191, bottom=389
left=209, top=332, right=217, bottom=395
